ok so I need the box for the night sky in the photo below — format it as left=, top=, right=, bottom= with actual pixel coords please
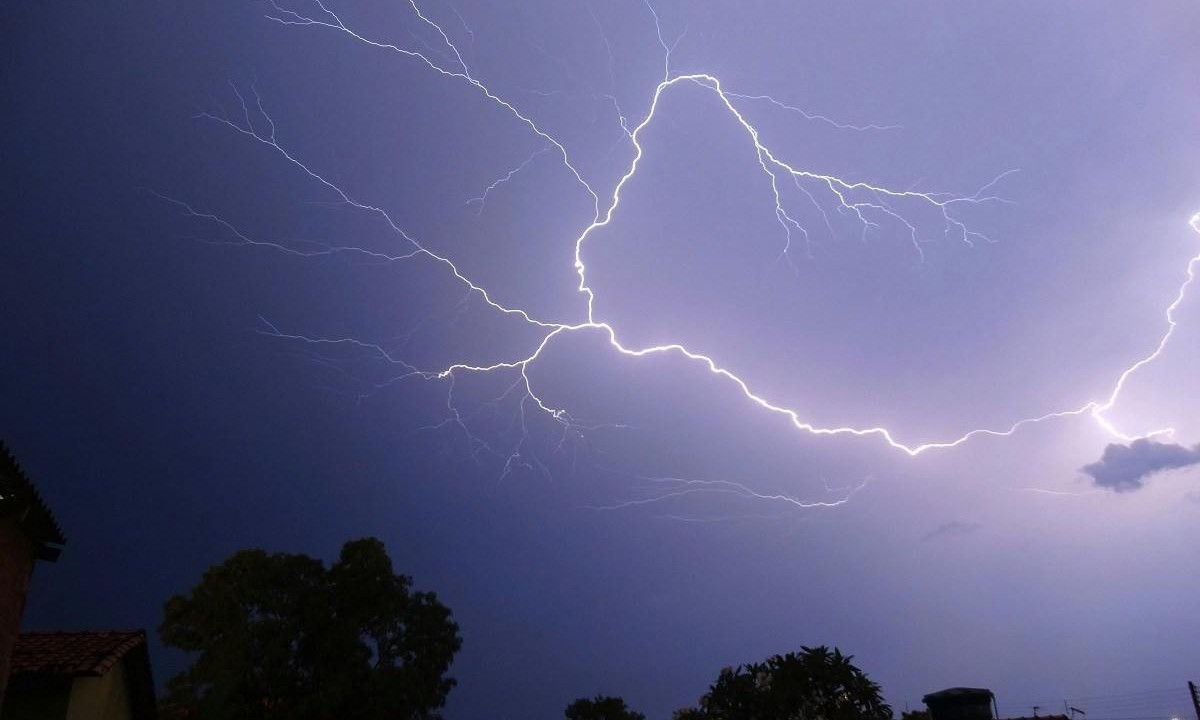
left=4, top=2, right=1200, bottom=719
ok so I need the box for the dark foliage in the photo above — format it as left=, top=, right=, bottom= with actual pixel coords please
left=673, top=646, right=893, bottom=720
left=565, top=695, right=647, bottom=720
left=158, top=538, right=461, bottom=720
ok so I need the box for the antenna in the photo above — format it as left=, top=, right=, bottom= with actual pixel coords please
left=1032, top=706, right=1040, bottom=718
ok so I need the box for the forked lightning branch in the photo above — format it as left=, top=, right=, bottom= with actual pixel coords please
left=160, top=0, right=1200, bottom=503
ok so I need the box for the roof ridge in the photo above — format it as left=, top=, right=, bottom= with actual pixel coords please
left=0, top=440, right=67, bottom=552
left=11, top=629, right=150, bottom=677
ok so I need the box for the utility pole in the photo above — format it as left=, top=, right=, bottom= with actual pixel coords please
left=1187, top=681, right=1200, bottom=720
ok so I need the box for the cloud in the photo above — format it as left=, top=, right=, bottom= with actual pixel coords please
left=1081, top=439, right=1200, bottom=492
left=921, top=521, right=980, bottom=542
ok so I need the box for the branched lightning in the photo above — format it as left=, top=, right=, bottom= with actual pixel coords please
left=1088, top=210, right=1200, bottom=441
left=1013, top=487, right=1105, bottom=498
left=165, top=1, right=1200, bottom=510
left=465, top=146, right=551, bottom=215
left=587, top=475, right=871, bottom=512
left=724, top=92, right=902, bottom=133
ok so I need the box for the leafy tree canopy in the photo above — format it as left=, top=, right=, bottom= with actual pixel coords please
left=565, top=695, right=647, bottom=720
left=159, top=538, right=461, bottom=720
left=674, top=646, right=893, bottom=720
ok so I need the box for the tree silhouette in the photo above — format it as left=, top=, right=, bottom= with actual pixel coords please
left=566, top=695, right=647, bottom=720
left=673, top=646, right=892, bottom=720
left=158, top=538, right=461, bottom=720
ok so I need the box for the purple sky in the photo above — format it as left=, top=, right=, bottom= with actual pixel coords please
left=4, top=1, right=1200, bottom=718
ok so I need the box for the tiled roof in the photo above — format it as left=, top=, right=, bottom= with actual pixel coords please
left=10, top=631, right=147, bottom=677
left=0, top=441, right=66, bottom=559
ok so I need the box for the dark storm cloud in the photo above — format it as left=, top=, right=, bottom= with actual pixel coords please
left=1081, top=439, right=1200, bottom=492
left=921, top=521, right=980, bottom=542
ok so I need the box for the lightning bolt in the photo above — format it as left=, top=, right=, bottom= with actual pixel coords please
left=1088, top=210, right=1200, bottom=441
left=163, top=1, right=1200, bottom=510
left=464, top=146, right=552, bottom=215
left=587, top=475, right=871, bottom=513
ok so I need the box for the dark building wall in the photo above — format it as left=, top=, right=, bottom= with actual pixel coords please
left=2, top=676, right=71, bottom=720
left=929, top=702, right=994, bottom=720
left=0, top=517, right=37, bottom=709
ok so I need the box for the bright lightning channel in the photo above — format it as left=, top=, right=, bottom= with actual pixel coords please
left=169, top=1, right=1200, bottom=504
